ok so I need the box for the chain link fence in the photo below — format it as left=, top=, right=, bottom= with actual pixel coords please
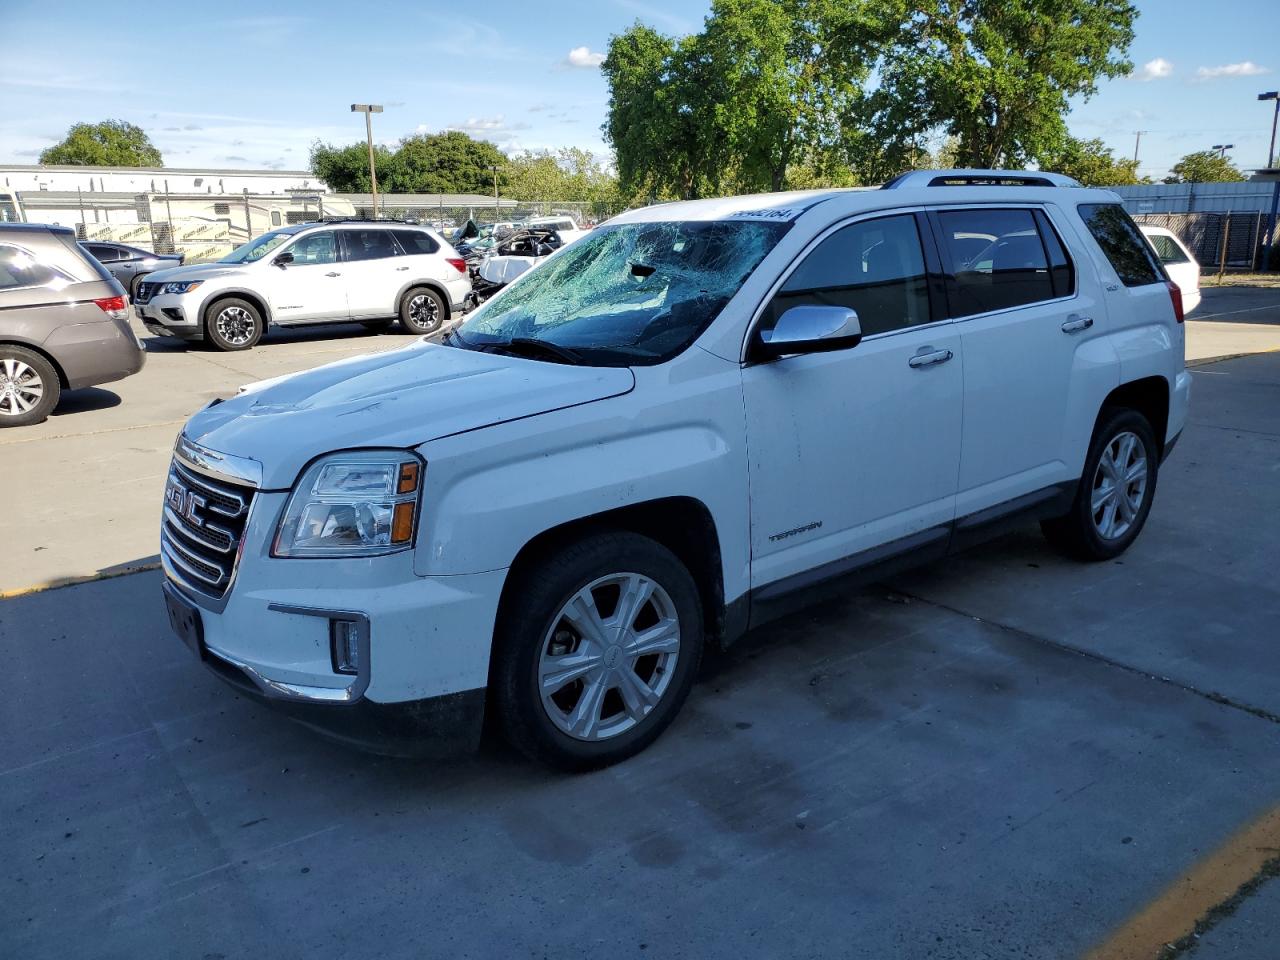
left=1133, top=212, right=1272, bottom=273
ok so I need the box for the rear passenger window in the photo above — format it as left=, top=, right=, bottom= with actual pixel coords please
left=342, top=229, right=400, bottom=262
left=394, top=231, right=439, bottom=255
left=0, top=244, right=68, bottom=290
left=766, top=214, right=930, bottom=337
left=936, top=209, right=1065, bottom=316
left=1078, top=203, right=1163, bottom=287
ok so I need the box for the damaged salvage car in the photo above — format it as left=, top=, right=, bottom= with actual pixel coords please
left=161, top=171, right=1190, bottom=770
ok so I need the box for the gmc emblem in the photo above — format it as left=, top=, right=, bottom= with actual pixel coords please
left=165, top=478, right=207, bottom=528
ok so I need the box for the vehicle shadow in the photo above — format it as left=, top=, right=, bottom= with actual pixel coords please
left=136, top=323, right=412, bottom=354
left=52, top=387, right=122, bottom=416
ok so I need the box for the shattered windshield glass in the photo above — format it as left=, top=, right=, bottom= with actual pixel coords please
left=456, top=219, right=790, bottom=365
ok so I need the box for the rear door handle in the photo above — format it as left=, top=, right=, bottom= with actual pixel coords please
left=1061, top=315, right=1093, bottom=333
left=395, top=266, right=409, bottom=271
left=325, top=271, right=341, bottom=277
left=908, top=348, right=953, bottom=369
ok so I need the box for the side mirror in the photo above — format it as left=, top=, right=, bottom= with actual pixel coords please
left=273, top=251, right=294, bottom=268
left=752, top=305, right=862, bottom=361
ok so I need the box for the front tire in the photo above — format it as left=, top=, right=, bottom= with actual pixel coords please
left=493, top=532, right=704, bottom=771
left=0, top=346, right=60, bottom=427
left=1041, top=408, right=1159, bottom=561
left=399, top=287, right=445, bottom=335
left=204, top=297, right=263, bottom=351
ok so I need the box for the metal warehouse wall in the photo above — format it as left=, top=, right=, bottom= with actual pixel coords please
left=1110, top=181, right=1280, bottom=214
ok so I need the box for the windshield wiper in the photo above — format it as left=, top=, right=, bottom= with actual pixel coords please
left=491, top=337, right=587, bottom=365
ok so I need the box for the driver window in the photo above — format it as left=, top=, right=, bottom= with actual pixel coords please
left=286, top=231, right=337, bottom=265
left=765, top=214, right=929, bottom=337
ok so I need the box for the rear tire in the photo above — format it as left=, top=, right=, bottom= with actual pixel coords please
left=0, top=346, right=60, bottom=427
left=493, top=531, right=704, bottom=772
left=1041, top=408, right=1159, bottom=562
left=204, top=297, right=263, bottom=351
left=399, top=287, right=445, bottom=336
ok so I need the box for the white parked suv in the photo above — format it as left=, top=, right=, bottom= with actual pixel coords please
left=136, top=220, right=471, bottom=350
left=161, top=170, right=1190, bottom=770
left=1139, top=224, right=1201, bottom=314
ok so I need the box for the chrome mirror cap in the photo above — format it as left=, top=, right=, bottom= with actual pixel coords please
left=754, top=305, right=862, bottom=360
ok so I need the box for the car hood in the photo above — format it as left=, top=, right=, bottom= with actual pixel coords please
left=181, top=341, right=636, bottom=489
left=144, top=261, right=249, bottom=284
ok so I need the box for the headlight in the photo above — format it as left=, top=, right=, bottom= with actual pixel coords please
left=162, top=280, right=203, bottom=294
left=273, top=450, right=423, bottom=558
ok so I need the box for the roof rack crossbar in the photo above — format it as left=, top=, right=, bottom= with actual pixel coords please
left=881, top=169, right=1082, bottom=189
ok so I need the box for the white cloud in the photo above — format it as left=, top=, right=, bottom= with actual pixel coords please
left=1197, top=61, right=1271, bottom=80
left=1137, top=58, right=1173, bottom=81
left=565, top=46, right=606, bottom=68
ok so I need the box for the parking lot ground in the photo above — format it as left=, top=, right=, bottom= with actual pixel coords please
left=1186, top=285, right=1280, bottom=365
left=2, top=354, right=1279, bottom=958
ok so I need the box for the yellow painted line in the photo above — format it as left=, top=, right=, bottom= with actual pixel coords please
left=1084, top=804, right=1280, bottom=959
left=0, top=561, right=161, bottom=600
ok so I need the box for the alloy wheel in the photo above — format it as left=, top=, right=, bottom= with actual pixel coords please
left=215, top=306, right=256, bottom=346
left=1091, top=430, right=1148, bottom=540
left=538, top=572, right=681, bottom=742
left=409, top=293, right=440, bottom=331
left=0, top=358, right=45, bottom=417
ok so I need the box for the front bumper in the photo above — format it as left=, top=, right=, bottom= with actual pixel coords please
left=137, top=292, right=203, bottom=340
left=162, top=494, right=506, bottom=755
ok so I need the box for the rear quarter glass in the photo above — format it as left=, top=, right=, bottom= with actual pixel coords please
left=1077, top=204, right=1165, bottom=287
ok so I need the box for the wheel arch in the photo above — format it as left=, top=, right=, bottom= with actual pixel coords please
left=202, top=289, right=273, bottom=329
left=1098, top=375, right=1170, bottom=456
left=494, top=496, right=730, bottom=655
left=397, top=280, right=453, bottom=322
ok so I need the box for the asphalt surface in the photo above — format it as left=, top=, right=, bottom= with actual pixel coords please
left=3, top=350, right=1280, bottom=958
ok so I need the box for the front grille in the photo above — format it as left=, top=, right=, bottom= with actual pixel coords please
left=161, top=458, right=255, bottom=599
left=135, top=281, right=158, bottom=304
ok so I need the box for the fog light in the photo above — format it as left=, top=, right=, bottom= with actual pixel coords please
left=331, top=619, right=361, bottom=675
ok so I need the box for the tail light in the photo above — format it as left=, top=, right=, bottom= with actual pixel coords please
left=93, top=295, right=129, bottom=321
left=446, top=257, right=467, bottom=273
left=1166, top=280, right=1184, bottom=323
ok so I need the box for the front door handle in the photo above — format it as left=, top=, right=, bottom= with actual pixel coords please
left=908, top=348, right=953, bottom=369
left=325, top=271, right=341, bottom=278
left=395, top=266, right=409, bottom=271
left=1061, top=315, right=1094, bottom=333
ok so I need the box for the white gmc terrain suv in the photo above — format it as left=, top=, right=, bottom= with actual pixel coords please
left=137, top=220, right=471, bottom=350
left=161, top=170, right=1191, bottom=770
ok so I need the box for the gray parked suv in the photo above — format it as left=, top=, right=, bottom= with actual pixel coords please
left=0, top=223, right=146, bottom=427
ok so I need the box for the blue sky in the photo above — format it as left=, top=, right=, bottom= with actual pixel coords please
left=1, top=0, right=1275, bottom=179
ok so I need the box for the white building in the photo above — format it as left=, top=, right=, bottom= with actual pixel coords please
left=0, top=164, right=329, bottom=195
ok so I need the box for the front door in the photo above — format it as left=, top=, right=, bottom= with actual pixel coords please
left=263, top=230, right=347, bottom=323
left=742, top=212, right=964, bottom=591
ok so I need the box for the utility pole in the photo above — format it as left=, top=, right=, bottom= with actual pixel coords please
left=350, top=104, right=384, bottom=220
left=1133, top=130, right=1147, bottom=165
left=1260, top=92, right=1280, bottom=168
left=492, top=164, right=499, bottom=214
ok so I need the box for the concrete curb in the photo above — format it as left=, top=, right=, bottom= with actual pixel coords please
left=0, top=561, right=161, bottom=600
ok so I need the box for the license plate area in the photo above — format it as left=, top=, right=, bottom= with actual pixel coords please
left=164, top=583, right=204, bottom=658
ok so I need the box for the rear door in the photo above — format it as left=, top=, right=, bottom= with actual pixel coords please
left=339, top=228, right=403, bottom=319
left=930, top=205, right=1105, bottom=518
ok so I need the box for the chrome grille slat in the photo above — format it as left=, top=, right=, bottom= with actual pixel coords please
left=162, top=449, right=255, bottom=600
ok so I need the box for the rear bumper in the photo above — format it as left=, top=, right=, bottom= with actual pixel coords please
left=46, top=315, right=146, bottom=389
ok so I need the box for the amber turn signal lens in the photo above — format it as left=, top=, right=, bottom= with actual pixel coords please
left=397, top=461, right=420, bottom=494
left=391, top=502, right=415, bottom=543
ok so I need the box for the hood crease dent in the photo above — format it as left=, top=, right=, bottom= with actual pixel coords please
left=182, top=341, right=635, bottom=489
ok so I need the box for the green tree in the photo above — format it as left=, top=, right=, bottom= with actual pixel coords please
left=310, top=141, right=399, bottom=192
left=603, top=1, right=886, bottom=198
left=1162, top=150, right=1247, bottom=184
left=504, top=148, right=619, bottom=205
left=869, top=0, right=1138, bottom=168
left=40, top=120, right=163, bottom=166
left=1039, top=136, right=1146, bottom=186
left=311, top=131, right=506, bottom=194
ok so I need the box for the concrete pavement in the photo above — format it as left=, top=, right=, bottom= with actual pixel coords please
left=2, top=352, right=1279, bottom=958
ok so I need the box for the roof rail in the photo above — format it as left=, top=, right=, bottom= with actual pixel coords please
left=881, top=169, right=1082, bottom=189
left=315, top=217, right=426, bottom=225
